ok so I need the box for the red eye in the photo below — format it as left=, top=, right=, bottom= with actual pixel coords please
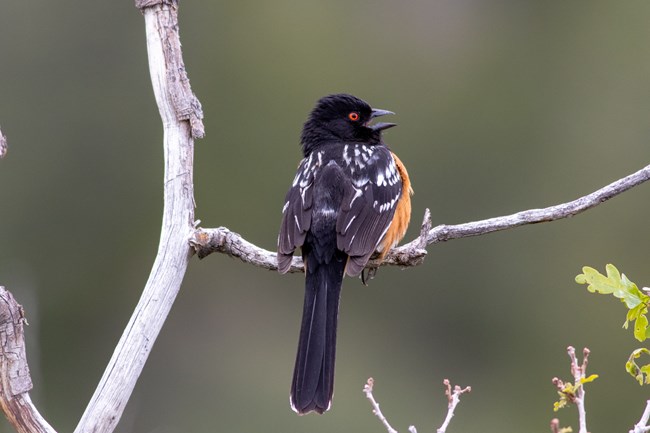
left=348, top=112, right=360, bottom=121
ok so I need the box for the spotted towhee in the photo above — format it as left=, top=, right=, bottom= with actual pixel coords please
left=278, top=94, right=413, bottom=414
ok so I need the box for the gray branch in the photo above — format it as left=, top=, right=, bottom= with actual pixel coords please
left=1, top=2, right=201, bottom=432
left=191, top=163, right=650, bottom=271
left=0, top=287, right=56, bottom=433
left=74, top=1, right=201, bottom=432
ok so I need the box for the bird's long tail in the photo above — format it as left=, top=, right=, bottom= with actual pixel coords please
left=290, top=253, right=346, bottom=414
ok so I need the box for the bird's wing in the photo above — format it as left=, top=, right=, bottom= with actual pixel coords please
left=336, top=147, right=402, bottom=276
left=278, top=155, right=316, bottom=273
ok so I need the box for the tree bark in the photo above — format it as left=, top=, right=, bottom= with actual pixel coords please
left=74, top=1, right=201, bottom=432
left=0, top=287, right=56, bottom=433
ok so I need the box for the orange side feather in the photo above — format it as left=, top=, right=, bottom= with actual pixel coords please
left=378, top=152, right=413, bottom=258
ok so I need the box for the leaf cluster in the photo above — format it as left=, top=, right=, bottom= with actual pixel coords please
left=576, top=264, right=650, bottom=384
left=553, top=375, right=598, bottom=412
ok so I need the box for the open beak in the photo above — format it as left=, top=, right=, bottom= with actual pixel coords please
left=369, top=108, right=396, bottom=131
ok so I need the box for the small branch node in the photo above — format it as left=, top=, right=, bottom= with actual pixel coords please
left=417, top=208, right=432, bottom=249
left=550, top=418, right=560, bottom=433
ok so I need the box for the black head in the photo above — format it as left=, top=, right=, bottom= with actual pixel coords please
left=300, top=94, right=396, bottom=156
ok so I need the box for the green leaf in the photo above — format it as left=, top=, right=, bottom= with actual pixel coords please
left=624, top=304, right=650, bottom=342
left=580, top=374, right=599, bottom=384
left=577, top=264, right=650, bottom=341
left=636, top=314, right=649, bottom=342
left=576, top=264, right=646, bottom=309
left=641, top=365, right=650, bottom=385
left=626, top=348, right=650, bottom=385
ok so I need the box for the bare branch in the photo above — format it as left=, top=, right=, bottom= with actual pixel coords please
left=363, top=378, right=399, bottom=433
left=191, top=163, right=650, bottom=271
left=568, top=346, right=590, bottom=433
left=0, top=127, right=7, bottom=159
left=0, top=287, right=56, bottom=433
left=191, top=226, right=302, bottom=271
left=73, top=2, right=200, bottom=432
left=363, top=377, right=470, bottom=433
left=630, top=400, right=650, bottom=433
left=553, top=346, right=593, bottom=433
left=437, top=379, right=471, bottom=433
left=419, top=163, right=650, bottom=244
left=134, top=0, right=203, bottom=138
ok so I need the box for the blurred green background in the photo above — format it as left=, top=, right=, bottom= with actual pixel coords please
left=1, top=1, right=650, bottom=432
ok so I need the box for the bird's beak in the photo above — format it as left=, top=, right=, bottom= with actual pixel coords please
left=369, top=108, right=396, bottom=131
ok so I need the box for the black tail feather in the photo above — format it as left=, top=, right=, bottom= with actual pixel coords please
left=290, top=254, right=345, bottom=414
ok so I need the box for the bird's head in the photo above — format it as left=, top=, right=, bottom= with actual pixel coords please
left=300, top=94, right=396, bottom=156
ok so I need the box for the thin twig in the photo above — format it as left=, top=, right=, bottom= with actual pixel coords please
left=363, top=378, right=470, bottom=433
left=551, top=347, right=595, bottom=433
left=567, top=347, right=590, bottom=433
left=437, top=379, right=471, bottom=433
left=630, top=400, right=650, bottom=433
left=191, top=163, right=650, bottom=271
left=363, top=378, right=399, bottom=433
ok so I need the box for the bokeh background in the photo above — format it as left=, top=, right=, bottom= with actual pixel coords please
left=1, top=1, right=650, bottom=432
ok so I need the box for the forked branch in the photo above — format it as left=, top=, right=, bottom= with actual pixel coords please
left=363, top=377, right=470, bottom=433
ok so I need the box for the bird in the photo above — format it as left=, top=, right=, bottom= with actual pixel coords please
left=277, top=93, right=413, bottom=415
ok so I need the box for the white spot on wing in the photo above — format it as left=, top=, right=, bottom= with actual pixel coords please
left=349, top=187, right=363, bottom=207
left=386, top=161, right=400, bottom=186
left=377, top=224, right=391, bottom=248
left=344, top=215, right=356, bottom=233
left=300, top=183, right=311, bottom=205
left=376, top=172, right=385, bottom=186
left=353, top=177, right=369, bottom=188
left=292, top=164, right=303, bottom=187
left=377, top=192, right=400, bottom=213
left=282, top=201, right=289, bottom=213
left=343, top=145, right=351, bottom=165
